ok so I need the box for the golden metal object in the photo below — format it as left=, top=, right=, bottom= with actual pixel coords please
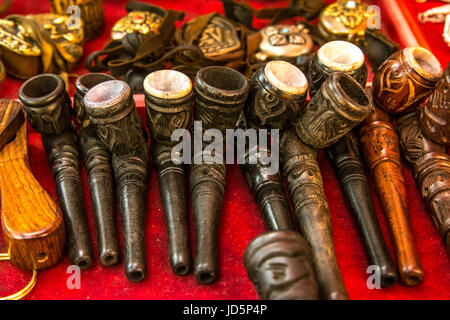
left=319, top=0, right=373, bottom=44
left=0, top=253, right=37, bottom=300
left=0, top=19, right=41, bottom=79
left=31, top=13, right=84, bottom=65
left=0, top=19, right=41, bottom=57
left=197, top=15, right=241, bottom=58
left=0, top=13, right=84, bottom=79
left=0, top=0, right=11, bottom=15
left=256, top=24, right=313, bottom=61
left=111, top=10, right=163, bottom=40
left=49, top=0, right=105, bottom=41
left=0, top=59, right=5, bottom=84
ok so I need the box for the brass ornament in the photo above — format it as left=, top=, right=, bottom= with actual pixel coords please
left=30, top=13, right=84, bottom=65
left=0, top=13, right=85, bottom=79
left=0, top=59, right=4, bottom=84
left=197, top=15, right=241, bottom=58
left=111, top=10, right=163, bottom=40
left=319, top=0, right=373, bottom=44
left=49, top=0, right=105, bottom=41
left=0, top=253, right=37, bottom=300
left=255, top=24, right=313, bottom=62
left=0, top=19, right=41, bottom=56
left=0, top=19, right=41, bottom=79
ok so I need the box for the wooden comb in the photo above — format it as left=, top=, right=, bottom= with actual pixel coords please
left=0, top=98, right=65, bottom=270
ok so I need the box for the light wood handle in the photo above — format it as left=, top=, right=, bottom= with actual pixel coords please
left=0, top=123, right=65, bottom=270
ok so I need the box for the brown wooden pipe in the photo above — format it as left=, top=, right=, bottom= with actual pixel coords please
left=280, top=127, right=348, bottom=300
left=19, top=74, right=93, bottom=270
left=237, top=114, right=294, bottom=231
left=397, top=111, right=450, bottom=254
left=84, top=80, right=149, bottom=282
left=327, top=131, right=398, bottom=287
left=191, top=66, right=248, bottom=284
left=144, top=70, right=193, bottom=276
left=191, top=151, right=226, bottom=284
left=74, top=73, right=119, bottom=267
left=151, top=142, right=191, bottom=275
left=359, top=105, right=423, bottom=286
left=241, top=61, right=307, bottom=231
left=241, top=145, right=294, bottom=231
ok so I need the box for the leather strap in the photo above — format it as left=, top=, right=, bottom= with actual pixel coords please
left=85, top=7, right=189, bottom=77
left=174, top=12, right=259, bottom=72
left=220, top=0, right=326, bottom=29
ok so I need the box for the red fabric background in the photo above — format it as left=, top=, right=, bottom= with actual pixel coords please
left=0, top=0, right=449, bottom=300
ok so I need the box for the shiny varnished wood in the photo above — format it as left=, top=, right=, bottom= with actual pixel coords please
left=359, top=105, right=423, bottom=286
left=0, top=99, right=65, bottom=270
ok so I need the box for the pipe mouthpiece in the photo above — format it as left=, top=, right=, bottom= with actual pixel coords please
left=194, top=264, right=217, bottom=284
left=126, top=262, right=146, bottom=282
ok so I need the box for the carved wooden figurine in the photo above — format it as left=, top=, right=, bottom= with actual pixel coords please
left=0, top=99, right=65, bottom=270
left=397, top=111, right=450, bottom=253
left=420, top=62, right=450, bottom=147
left=307, top=40, right=368, bottom=98
left=244, top=231, right=319, bottom=300
left=359, top=105, right=423, bottom=286
left=280, top=127, right=348, bottom=300
left=192, top=66, right=248, bottom=283
left=327, top=131, right=397, bottom=287
left=74, top=73, right=119, bottom=267
left=295, top=72, right=371, bottom=149
left=84, top=80, right=149, bottom=282
left=144, top=70, right=193, bottom=275
left=373, top=47, right=443, bottom=114
left=19, top=74, right=93, bottom=270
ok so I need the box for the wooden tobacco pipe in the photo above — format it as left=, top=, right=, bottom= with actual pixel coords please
left=0, top=99, right=65, bottom=270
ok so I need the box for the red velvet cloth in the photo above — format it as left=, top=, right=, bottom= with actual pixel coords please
left=0, top=0, right=449, bottom=300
